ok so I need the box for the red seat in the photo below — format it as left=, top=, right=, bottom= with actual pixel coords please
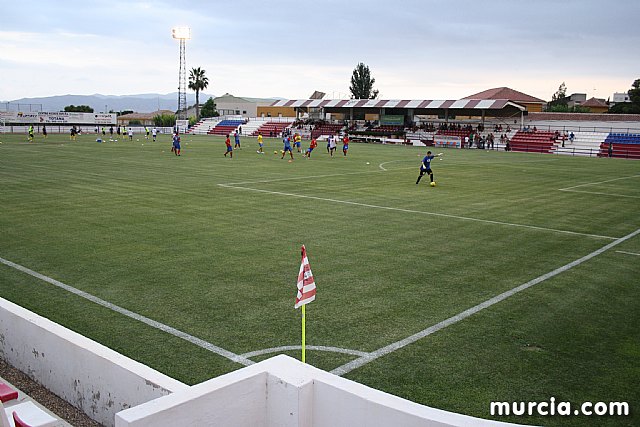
left=0, top=382, right=18, bottom=403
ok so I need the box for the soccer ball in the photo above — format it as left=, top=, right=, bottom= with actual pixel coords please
left=430, top=182, right=436, bottom=187
left=274, top=151, right=278, bottom=154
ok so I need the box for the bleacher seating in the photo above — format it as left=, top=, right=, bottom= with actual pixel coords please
left=551, top=131, right=608, bottom=157
left=207, top=119, right=245, bottom=136
left=366, top=125, right=404, bottom=135
left=436, top=129, right=471, bottom=138
left=252, top=122, right=291, bottom=137
left=188, top=118, right=221, bottom=135
left=596, top=133, right=640, bottom=159
left=605, top=132, right=640, bottom=144
left=508, top=131, right=557, bottom=153
left=311, top=123, right=344, bottom=139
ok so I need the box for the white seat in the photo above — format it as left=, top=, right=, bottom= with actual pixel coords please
left=3, top=401, right=58, bottom=427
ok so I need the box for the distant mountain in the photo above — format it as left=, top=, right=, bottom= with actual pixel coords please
left=1, top=93, right=217, bottom=113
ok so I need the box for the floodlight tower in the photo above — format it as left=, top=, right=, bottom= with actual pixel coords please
left=172, top=27, right=191, bottom=120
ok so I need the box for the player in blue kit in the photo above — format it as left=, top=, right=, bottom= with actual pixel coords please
left=172, top=132, right=181, bottom=156
left=281, top=135, right=294, bottom=160
left=416, top=151, right=442, bottom=186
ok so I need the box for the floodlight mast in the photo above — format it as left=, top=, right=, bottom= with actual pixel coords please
left=172, top=27, right=191, bottom=121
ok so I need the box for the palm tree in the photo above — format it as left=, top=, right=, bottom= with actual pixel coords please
left=188, top=67, right=209, bottom=121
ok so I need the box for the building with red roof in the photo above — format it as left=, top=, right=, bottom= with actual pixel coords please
left=463, top=87, right=546, bottom=112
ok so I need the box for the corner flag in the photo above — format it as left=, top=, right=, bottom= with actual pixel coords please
left=295, top=245, right=316, bottom=308
left=295, top=245, right=316, bottom=363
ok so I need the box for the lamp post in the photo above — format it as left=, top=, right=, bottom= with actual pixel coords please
left=172, top=27, right=191, bottom=120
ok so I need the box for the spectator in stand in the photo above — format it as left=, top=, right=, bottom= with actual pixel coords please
left=506, top=125, right=511, bottom=133
left=533, top=126, right=538, bottom=132
left=608, top=141, right=613, bottom=158
left=569, top=131, right=575, bottom=142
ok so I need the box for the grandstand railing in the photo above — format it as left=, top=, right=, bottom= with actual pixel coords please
left=520, top=124, right=640, bottom=134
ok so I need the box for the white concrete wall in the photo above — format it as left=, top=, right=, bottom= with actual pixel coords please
left=0, top=298, right=188, bottom=427
left=116, top=355, right=531, bottom=427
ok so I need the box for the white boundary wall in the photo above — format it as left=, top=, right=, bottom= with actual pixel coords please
left=116, top=355, right=530, bottom=427
left=0, top=298, right=188, bottom=426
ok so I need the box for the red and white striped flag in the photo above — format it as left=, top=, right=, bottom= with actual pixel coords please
left=295, top=245, right=316, bottom=308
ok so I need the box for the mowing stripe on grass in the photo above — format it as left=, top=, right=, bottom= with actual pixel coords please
left=0, top=256, right=254, bottom=367
left=218, top=184, right=617, bottom=240
left=331, top=227, right=640, bottom=376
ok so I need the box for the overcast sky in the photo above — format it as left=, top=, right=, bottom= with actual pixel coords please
left=1, top=0, right=639, bottom=102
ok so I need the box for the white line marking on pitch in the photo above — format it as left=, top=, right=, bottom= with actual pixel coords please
left=0, top=256, right=254, bottom=367
left=616, top=250, right=640, bottom=256
left=218, top=184, right=617, bottom=240
left=331, top=227, right=640, bottom=376
left=241, top=345, right=370, bottom=359
left=223, top=169, right=383, bottom=186
left=558, top=189, right=640, bottom=199
left=558, top=174, right=640, bottom=191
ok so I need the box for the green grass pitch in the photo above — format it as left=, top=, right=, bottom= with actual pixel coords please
left=0, top=131, right=639, bottom=426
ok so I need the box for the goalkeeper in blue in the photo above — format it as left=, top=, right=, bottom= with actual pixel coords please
left=416, top=151, right=442, bottom=186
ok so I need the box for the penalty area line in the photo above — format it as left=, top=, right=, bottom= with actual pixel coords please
left=0, top=256, right=254, bottom=367
left=331, top=228, right=640, bottom=376
left=218, top=184, right=618, bottom=240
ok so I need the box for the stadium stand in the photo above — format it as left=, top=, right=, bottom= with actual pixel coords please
left=436, top=129, right=472, bottom=139
left=311, top=123, right=344, bottom=140
left=252, top=121, right=291, bottom=137
left=508, top=130, right=557, bottom=153
left=598, top=133, right=640, bottom=158
left=238, top=118, right=268, bottom=136
left=207, top=119, right=245, bottom=136
left=551, top=131, right=607, bottom=156
left=187, top=118, right=221, bottom=135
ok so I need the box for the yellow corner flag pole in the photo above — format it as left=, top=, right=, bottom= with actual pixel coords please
left=301, top=304, right=306, bottom=363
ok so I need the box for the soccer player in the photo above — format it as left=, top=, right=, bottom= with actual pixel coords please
left=281, top=135, right=293, bottom=160
left=329, top=135, right=337, bottom=156
left=145, top=126, right=150, bottom=140
left=128, top=128, right=134, bottom=141
left=42, top=125, right=47, bottom=139
left=416, top=150, right=442, bottom=186
left=305, top=138, right=318, bottom=158
left=294, top=133, right=302, bottom=152
left=152, top=127, right=157, bottom=142
left=224, top=134, right=233, bottom=158
left=234, top=131, right=241, bottom=149
left=28, top=125, right=34, bottom=142
left=326, top=135, right=331, bottom=153
left=342, top=135, right=349, bottom=156
left=70, top=126, right=77, bottom=141
left=172, top=132, right=181, bottom=156
left=257, top=132, right=264, bottom=153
